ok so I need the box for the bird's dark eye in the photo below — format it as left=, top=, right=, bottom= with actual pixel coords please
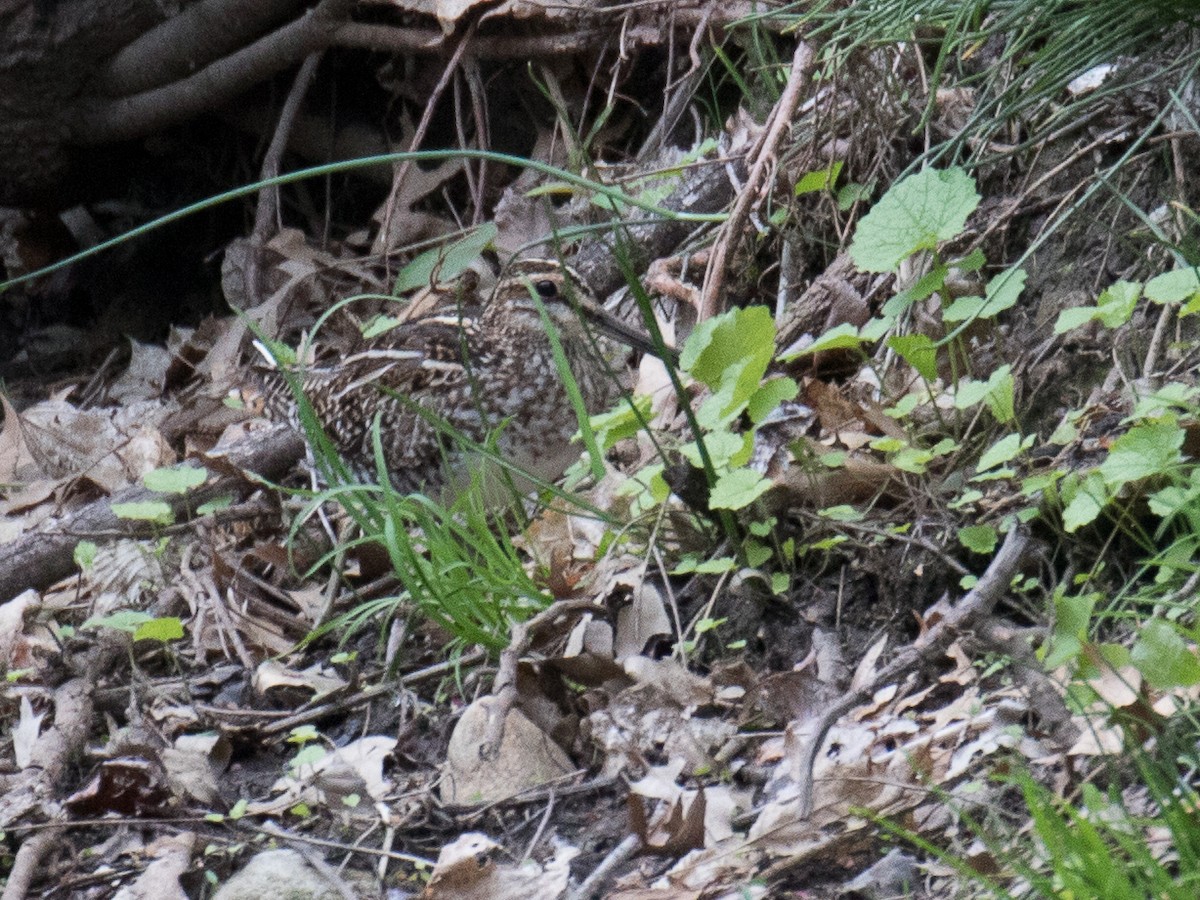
left=535, top=280, right=558, bottom=299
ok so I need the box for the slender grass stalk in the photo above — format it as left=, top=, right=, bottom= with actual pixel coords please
left=0, top=148, right=726, bottom=294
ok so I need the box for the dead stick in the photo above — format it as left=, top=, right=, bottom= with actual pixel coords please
left=244, top=49, right=325, bottom=310
left=1, top=829, right=61, bottom=900
left=566, top=834, right=641, bottom=900
left=699, top=40, right=815, bottom=320
left=0, top=426, right=305, bottom=603
left=0, top=674, right=99, bottom=900
left=95, top=0, right=306, bottom=98
left=793, top=527, right=1030, bottom=819
left=378, top=21, right=476, bottom=257
left=573, top=156, right=745, bottom=300
left=76, top=0, right=355, bottom=145
left=482, top=599, right=601, bottom=760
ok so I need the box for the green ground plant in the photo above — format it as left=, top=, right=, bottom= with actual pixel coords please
left=794, top=160, right=1200, bottom=893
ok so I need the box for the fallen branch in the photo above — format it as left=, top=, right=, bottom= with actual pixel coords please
left=0, top=676, right=96, bottom=900
left=791, top=526, right=1031, bottom=820
left=75, top=0, right=355, bottom=145
left=573, top=156, right=745, bottom=300
left=0, top=426, right=305, bottom=603
left=1, top=632, right=145, bottom=900
left=482, top=598, right=601, bottom=761
left=566, top=834, right=640, bottom=900
left=94, top=0, right=306, bottom=98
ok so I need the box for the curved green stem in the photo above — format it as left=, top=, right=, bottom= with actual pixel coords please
left=0, top=149, right=727, bottom=293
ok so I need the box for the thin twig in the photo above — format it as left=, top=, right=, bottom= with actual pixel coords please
left=566, top=834, right=641, bottom=900
left=254, top=648, right=486, bottom=736
left=482, top=599, right=600, bottom=760
left=246, top=51, right=324, bottom=306
left=791, top=527, right=1030, bottom=819
left=377, top=21, right=477, bottom=258
left=699, top=41, right=815, bottom=320
left=520, top=790, right=557, bottom=863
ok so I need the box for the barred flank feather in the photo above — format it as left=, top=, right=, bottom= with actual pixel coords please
left=250, top=260, right=633, bottom=497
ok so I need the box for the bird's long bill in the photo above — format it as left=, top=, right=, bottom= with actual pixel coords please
left=580, top=302, right=679, bottom=366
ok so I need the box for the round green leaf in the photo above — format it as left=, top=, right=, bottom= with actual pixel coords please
left=849, top=167, right=981, bottom=273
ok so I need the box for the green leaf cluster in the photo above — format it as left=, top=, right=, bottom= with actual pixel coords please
left=678, top=305, right=797, bottom=512
left=1055, top=268, right=1200, bottom=334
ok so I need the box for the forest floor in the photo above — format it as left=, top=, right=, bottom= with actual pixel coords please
left=2, top=3, right=1200, bottom=898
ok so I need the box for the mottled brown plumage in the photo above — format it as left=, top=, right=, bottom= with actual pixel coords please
left=257, top=259, right=638, bottom=496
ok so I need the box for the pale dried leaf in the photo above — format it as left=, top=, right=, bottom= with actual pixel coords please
left=19, top=399, right=173, bottom=491
left=161, top=746, right=222, bottom=806
left=86, top=540, right=166, bottom=616
left=1067, top=719, right=1125, bottom=756
left=588, top=694, right=735, bottom=779
left=441, top=699, right=575, bottom=805
left=623, top=656, right=713, bottom=708
left=0, top=478, right=58, bottom=517
left=435, top=0, right=491, bottom=33
left=111, top=832, right=195, bottom=900
left=285, top=587, right=328, bottom=624
left=0, top=394, right=38, bottom=485
left=614, top=582, right=672, bottom=658
left=424, top=833, right=578, bottom=900
left=1087, top=662, right=1141, bottom=708
left=13, top=695, right=45, bottom=769
left=849, top=634, right=887, bottom=692
left=629, top=760, right=687, bottom=802
left=254, top=659, right=347, bottom=700
left=0, top=589, right=40, bottom=670
left=652, top=846, right=761, bottom=898
left=842, top=849, right=920, bottom=899
left=212, top=848, right=348, bottom=900
left=107, top=338, right=171, bottom=403
left=274, top=735, right=397, bottom=806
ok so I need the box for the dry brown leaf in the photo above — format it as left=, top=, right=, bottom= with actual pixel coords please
left=162, top=732, right=232, bottom=807
left=107, top=338, right=171, bottom=403
left=0, top=394, right=38, bottom=485
left=0, top=478, right=58, bottom=517
left=747, top=665, right=1025, bottom=859
left=557, top=615, right=626, bottom=686
left=769, top=443, right=900, bottom=509
left=623, top=656, right=713, bottom=709
left=423, top=832, right=578, bottom=900
left=629, top=764, right=743, bottom=849
left=18, top=399, right=174, bottom=492
left=629, top=782, right=707, bottom=857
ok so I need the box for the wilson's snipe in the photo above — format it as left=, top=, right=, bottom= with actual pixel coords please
left=256, top=258, right=651, bottom=496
